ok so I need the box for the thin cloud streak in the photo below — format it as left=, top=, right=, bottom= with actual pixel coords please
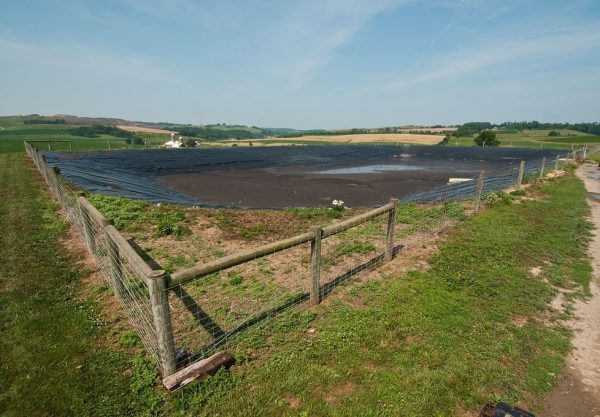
left=386, top=27, right=600, bottom=90
left=270, top=0, right=412, bottom=90
left=0, top=38, right=179, bottom=83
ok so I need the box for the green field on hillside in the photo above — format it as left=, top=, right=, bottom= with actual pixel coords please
left=0, top=116, right=169, bottom=153
left=446, top=129, right=599, bottom=150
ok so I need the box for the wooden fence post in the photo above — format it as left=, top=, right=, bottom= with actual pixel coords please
left=148, top=270, right=177, bottom=376
left=565, top=153, right=570, bottom=165
left=385, top=199, right=398, bottom=261
left=77, top=192, right=96, bottom=254
left=474, top=170, right=485, bottom=214
left=310, top=227, right=323, bottom=305
left=517, top=161, right=525, bottom=190
left=555, top=154, right=559, bottom=171
left=539, top=157, right=546, bottom=179
left=101, top=218, right=124, bottom=298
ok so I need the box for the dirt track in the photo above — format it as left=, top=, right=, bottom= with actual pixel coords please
left=544, top=163, right=600, bottom=416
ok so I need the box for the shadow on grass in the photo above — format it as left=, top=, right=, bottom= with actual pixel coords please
left=176, top=244, right=404, bottom=368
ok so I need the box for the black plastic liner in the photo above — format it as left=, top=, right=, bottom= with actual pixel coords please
left=43, top=145, right=565, bottom=208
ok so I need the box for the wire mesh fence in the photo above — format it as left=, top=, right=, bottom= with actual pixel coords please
left=24, top=140, right=593, bottom=387
left=24, top=142, right=163, bottom=369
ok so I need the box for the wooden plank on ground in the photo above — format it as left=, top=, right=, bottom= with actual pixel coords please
left=162, top=351, right=236, bottom=391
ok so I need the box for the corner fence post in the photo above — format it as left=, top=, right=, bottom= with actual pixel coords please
left=539, top=157, right=546, bottom=179
left=517, top=160, right=525, bottom=190
left=101, top=218, right=124, bottom=298
left=76, top=192, right=96, bottom=253
left=310, top=227, right=323, bottom=305
left=385, top=199, right=398, bottom=261
left=474, top=170, right=485, bottom=214
left=555, top=154, right=559, bottom=171
left=148, top=271, right=177, bottom=376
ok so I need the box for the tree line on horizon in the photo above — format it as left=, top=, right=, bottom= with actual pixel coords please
left=452, top=121, right=600, bottom=137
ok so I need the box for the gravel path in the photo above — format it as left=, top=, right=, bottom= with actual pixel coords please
left=544, top=163, right=600, bottom=416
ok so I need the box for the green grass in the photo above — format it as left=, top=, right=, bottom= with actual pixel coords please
left=164, top=173, right=592, bottom=416
left=447, top=129, right=599, bottom=149
left=0, top=118, right=167, bottom=153
left=589, top=152, right=600, bottom=163
left=1, top=118, right=596, bottom=416
left=0, top=152, right=164, bottom=416
left=88, top=193, right=190, bottom=238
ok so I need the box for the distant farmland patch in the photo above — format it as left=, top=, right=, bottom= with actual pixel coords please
left=271, top=133, right=444, bottom=145
left=116, top=125, right=174, bottom=134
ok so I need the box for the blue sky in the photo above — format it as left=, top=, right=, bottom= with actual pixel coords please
left=1, top=0, right=599, bottom=129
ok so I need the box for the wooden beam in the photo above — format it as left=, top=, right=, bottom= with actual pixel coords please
left=385, top=199, right=398, bottom=261
left=310, top=227, right=322, bottom=304
left=473, top=170, right=485, bottom=214
left=322, top=201, right=395, bottom=238
left=170, top=201, right=396, bottom=287
left=162, top=351, right=235, bottom=390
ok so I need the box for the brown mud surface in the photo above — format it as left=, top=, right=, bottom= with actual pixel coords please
left=157, top=162, right=482, bottom=208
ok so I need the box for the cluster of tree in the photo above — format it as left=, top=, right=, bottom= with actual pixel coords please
left=451, top=122, right=492, bottom=137
left=177, top=126, right=267, bottom=140
left=500, top=121, right=600, bottom=136
left=437, top=135, right=450, bottom=146
left=474, top=131, right=500, bottom=147
left=70, top=125, right=135, bottom=139
left=23, top=118, right=66, bottom=125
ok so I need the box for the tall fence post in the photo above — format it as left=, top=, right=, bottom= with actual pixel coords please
left=555, top=154, right=560, bottom=171
left=385, top=199, right=398, bottom=261
left=565, top=152, right=570, bottom=165
left=517, top=160, right=525, bottom=190
left=474, top=170, right=485, bottom=214
left=101, top=218, right=125, bottom=298
left=539, top=157, right=546, bottom=179
left=310, top=227, right=323, bottom=305
left=148, top=271, right=177, bottom=376
left=77, top=192, right=96, bottom=253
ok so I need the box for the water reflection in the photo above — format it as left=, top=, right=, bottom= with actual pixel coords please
left=311, top=164, right=425, bottom=175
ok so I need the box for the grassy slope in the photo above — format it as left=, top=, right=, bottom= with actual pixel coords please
left=449, top=129, right=600, bottom=149
left=0, top=118, right=168, bottom=153
left=0, top=152, right=164, bottom=416
left=166, top=173, right=592, bottom=416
